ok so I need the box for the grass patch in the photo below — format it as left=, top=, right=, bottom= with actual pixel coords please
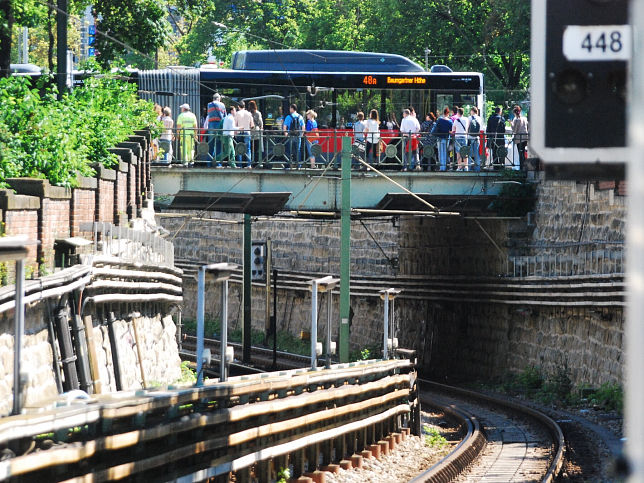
left=485, top=366, right=623, bottom=415
left=182, top=319, right=309, bottom=355
left=423, top=424, right=448, bottom=449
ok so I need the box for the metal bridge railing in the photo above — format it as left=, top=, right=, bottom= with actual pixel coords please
left=508, top=242, right=624, bottom=278
left=153, top=128, right=530, bottom=172
left=78, top=222, right=174, bottom=268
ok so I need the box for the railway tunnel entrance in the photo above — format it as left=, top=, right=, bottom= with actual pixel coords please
left=156, top=186, right=528, bottom=382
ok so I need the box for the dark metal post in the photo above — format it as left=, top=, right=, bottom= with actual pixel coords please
left=272, top=268, right=278, bottom=370
left=107, top=312, right=123, bottom=391
left=12, top=259, right=25, bottom=415
left=56, top=0, right=68, bottom=99
left=242, top=214, right=251, bottom=363
left=55, top=307, right=79, bottom=390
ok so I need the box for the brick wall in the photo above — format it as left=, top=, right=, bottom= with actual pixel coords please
left=1, top=191, right=40, bottom=280
left=70, top=177, right=96, bottom=237
left=115, top=163, right=128, bottom=226
left=95, top=167, right=116, bottom=225
left=40, top=198, right=71, bottom=270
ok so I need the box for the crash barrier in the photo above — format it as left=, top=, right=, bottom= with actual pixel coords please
left=0, top=359, right=418, bottom=481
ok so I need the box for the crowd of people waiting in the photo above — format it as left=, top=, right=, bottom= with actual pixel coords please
left=152, top=95, right=529, bottom=172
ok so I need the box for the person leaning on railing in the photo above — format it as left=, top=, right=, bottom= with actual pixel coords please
left=511, top=105, right=529, bottom=170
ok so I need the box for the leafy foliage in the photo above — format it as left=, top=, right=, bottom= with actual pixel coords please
left=0, top=74, right=159, bottom=188
left=423, top=424, right=448, bottom=448
left=92, top=0, right=172, bottom=69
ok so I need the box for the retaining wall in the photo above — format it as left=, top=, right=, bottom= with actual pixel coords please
left=160, top=174, right=626, bottom=388
left=0, top=132, right=152, bottom=278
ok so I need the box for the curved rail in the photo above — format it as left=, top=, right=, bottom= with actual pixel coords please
left=413, top=379, right=565, bottom=483
left=409, top=399, right=485, bottom=483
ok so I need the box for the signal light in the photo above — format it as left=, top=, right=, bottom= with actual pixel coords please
left=531, top=0, right=629, bottom=166
left=251, top=242, right=266, bottom=281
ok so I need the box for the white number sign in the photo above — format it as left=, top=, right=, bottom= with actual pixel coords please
left=563, top=25, right=631, bottom=61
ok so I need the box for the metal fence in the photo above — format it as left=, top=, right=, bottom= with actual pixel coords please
left=153, top=128, right=529, bottom=172
left=507, top=242, right=624, bottom=278
left=79, top=222, right=174, bottom=267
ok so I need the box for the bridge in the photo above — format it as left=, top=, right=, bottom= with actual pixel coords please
left=152, top=166, right=506, bottom=215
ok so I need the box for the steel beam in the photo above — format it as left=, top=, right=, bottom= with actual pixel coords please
left=339, top=137, right=351, bottom=362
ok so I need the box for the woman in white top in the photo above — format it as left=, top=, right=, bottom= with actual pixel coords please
left=364, top=109, right=380, bottom=165
left=159, top=106, right=174, bottom=162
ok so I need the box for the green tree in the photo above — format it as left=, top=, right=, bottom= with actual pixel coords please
left=92, top=0, right=172, bottom=68
left=0, top=0, right=46, bottom=76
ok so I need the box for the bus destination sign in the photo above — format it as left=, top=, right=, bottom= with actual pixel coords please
left=362, top=75, right=428, bottom=87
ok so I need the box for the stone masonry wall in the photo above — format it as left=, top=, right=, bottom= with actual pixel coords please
left=91, top=313, right=182, bottom=393
left=161, top=175, right=626, bottom=388
left=416, top=302, right=623, bottom=387
left=161, top=212, right=400, bottom=276
left=0, top=301, right=182, bottom=415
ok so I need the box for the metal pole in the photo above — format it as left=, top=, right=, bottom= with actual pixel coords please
left=265, top=239, right=272, bottom=333
left=311, top=280, right=318, bottom=370
left=220, top=279, right=228, bottom=382
left=391, top=297, right=396, bottom=357
left=56, top=0, right=68, bottom=100
left=326, top=290, right=332, bottom=369
left=12, top=259, right=25, bottom=415
left=196, top=266, right=205, bottom=386
left=21, top=28, right=28, bottom=64
left=627, top=1, right=644, bottom=479
left=383, top=292, right=389, bottom=360
left=339, top=136, right=352, bottom=362
left=272, top=268, right=278, bottom=370
left=106, top=312, right=122, bottom=391
left=242, top=214, right=252, bottom=363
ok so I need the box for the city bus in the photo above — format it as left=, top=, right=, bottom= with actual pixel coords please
left=138, top=49, right=484, bottom=131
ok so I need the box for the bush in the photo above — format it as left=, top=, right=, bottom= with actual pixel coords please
left=0, top=74, right=159, bottom=189
left=589, top=383, right=623, bottom=413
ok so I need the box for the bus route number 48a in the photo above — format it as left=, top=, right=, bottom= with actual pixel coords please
left=362, top=75, right=377, bottom=86
left=563, top=25, right=631, bottom=62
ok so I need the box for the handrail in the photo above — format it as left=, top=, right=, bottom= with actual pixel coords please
left=153, top=127, right=530, bottom=172
left=0, top=359, right=415, bottom=481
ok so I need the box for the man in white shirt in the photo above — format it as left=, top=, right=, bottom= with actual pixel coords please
left=234, top=101, right=254, bottom=168
left=468, top=107, right=484, bottom=172
left=400, top=108, right=420, bottom=171
left=221, top=105, right=237, bottom=167
left=451, top=107, right=469, bottom=171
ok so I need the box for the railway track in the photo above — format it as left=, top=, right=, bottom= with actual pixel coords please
left=179, top=340, right=565, bottom=482
left=414, top=379, right=564, bottom=483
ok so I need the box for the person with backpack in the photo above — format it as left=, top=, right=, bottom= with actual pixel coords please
left=467, top=107, right=483, bottom=172
left=430, top=107, right=454, bottom=171
left=283, top=103, right=305, bottom=169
